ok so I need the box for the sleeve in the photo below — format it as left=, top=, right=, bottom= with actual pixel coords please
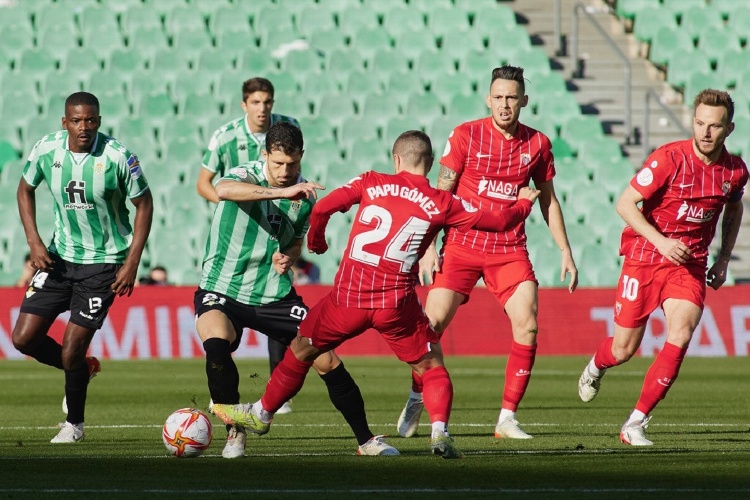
left=123, top=151, right=149, bottom=198
left=443, top=195, right=532, bottom=232
left=531, top=134, right=556, bottom=185
left=728, top=159, right=749, bottom=203
left=21, top=140, right=44, bottom=188
left=202, top=128, right=223, bottom=174
left=438, top=125, right=468, bottom=175
left=307, top=176, right=364, bottom=253
left=630, top=147, right=672, bottom=200
left=222, top=165, right=261, bottom=184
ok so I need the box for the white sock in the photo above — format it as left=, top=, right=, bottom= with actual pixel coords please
left=587, top=358, right=603, bottom=378
left=431, top=421, right=447, bottom=437
left=254, top=399, right=273, bottom=423
left=409, top=389, right=423, bottom=401
left=625, top=409, right=647, bottom=426
left=498, top=408, right=515, bottom=423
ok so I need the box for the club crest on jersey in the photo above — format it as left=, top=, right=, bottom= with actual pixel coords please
left=615, top=301, right=622, bottom=316
left=520, top=153, right=531, bottom=166
left=290, top=200, right=302, bottom=211
left=478, top=178, right=518, bottom=200
left=676, top=201, right=716, bottom=223
left=722, top=181, right=731, bottom=196
left=94, top=162, right=104, bottom=175
left=229, top=167, right=248, bottom=179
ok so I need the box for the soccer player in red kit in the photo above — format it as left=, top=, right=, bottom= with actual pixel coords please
left=229, top=130, right=540, bottom=458
left=397, top=65, right=579, bottom=440
left=578, top=89, right=748, bottom=446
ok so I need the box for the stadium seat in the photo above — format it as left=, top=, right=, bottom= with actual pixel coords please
left=633, top=8, right=678, bottom=44
left=325, top=48, right=366, bottom=78
left=0, top=141, right=19, bottom=172
left=385, top=70, right=425, bottom=96
left=534, top=92, right=581, bottom=131
left=81, top=25, right=125, bottom=64
left=336, top=6, right=380, bottom=39
left=414, top=50, right=457, bottom=83
left=528, top=72, right=568, bottom=96
left=679, top=6, right=722, bottom=43
left=427, top=7, right=470, bottom=38
left=429, top=74, right=475, bottom=108
left=128, top=75, right=170, bottom=107
left=0, top=121, right=23, bottom=155
left=33, top=3, right=77, bottom=34
left=129, top=27, right=170, bottom=63
left=393, top=30, right=437, bottom=63
left=171, top=29, right=214, bottom=63
left=237, top=49, right=277, bottom=75
left=0, top=4, right=33, bottom=33
left=216, top=31, right=257, bottom=54
left=346, top=137, right=389, bottom=164
left=560, top=115, right=605, bottom=156
left=171, top=71, right=214, bottom=105
left=178, top=91, right=220, bottom=121
left=308, top=29, right=347, bottom=53
left=295, top=6, right=336, bottom=38
left=120, top=7, right=163, bottom=36
left=383, top=6, right=426, bottom=37
left=579, top=137, right=623, bottom=167
left=2, top=91, right=42, bottom=130
left=662, top=0, right=707, bottom=18
left=487, top=25, right=532, bottom=58
left=137, top=92, right=176, bottom=124
left=716, top=50, right=750, bottom=89
left=615, top=0, right=655, bottom=22
left=648, top=28, right=695, bottom=68
left=165, top=5, right=207, bottom=35
left=314, top=92, right=356, bottom=130
left=461, top=50, right=504, bottom=78
left=16, top=48, right=58, bottom=75
left=195, top=48, right=236, bottom=75
left=41, top=72, right=83, bottom=101
left=0, top=25, right=34, bottom=63
left=697, top=30, right=742, bottom=66
left=369, top=49, right=411, bottom=76
left=77, top=5, right=120, bottom=34
left=350, top=29, right=393, bottom=62
left=37, top=25, right=81, bottom=64
left=209, top=5, right=251, bottom=36
left=61, top=48, right=103, bottom=83
left=550, top=137, right=574, bottom=160
left=279, top=48, right=323, bottom=74
left=405, top=92, right=444, bottom=128
left=474, top=4, right=518, bottom=31
left=726, top=6, right=750, bottom=42
left=666, top=49, right=711, bottom=89
left=439, top=30, right=484, bottom=65
left=684, top=72, right=726, bottom=108
left=98, top=91, right=131, bottom=123
left=511, top=48, right=551, bottom=80
left=344, top=71, right=384, bottom=95
left=449, top=93, right=488, bottom=124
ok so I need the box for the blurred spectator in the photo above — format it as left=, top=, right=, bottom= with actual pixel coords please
left=138, top=265, right=170, bottom=286
left=292, top=256, right=320, bottom=285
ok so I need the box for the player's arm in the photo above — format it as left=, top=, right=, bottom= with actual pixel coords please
left=537, top=179, right=578, bottom=292
left=17, top=178, right=53, bottom=272
left=706, top=198, right=744, bottom=290
left=216, top=178, right=324, bottom=202
left=471, top=187, right=538, bottom=231
left=196, top=168, right=219, bottom=203
left=616, top=184, right=690, bottom=265
left=112, top=190, right=154, bottom=297
left=418, top=164, right=460, bottom=285
left=307, top=184, right=361, bottom=254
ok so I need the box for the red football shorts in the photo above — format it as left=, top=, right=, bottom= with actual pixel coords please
left=614, top=259, right=706, bottom=328
left=432, top=245, right=537, bottom=307
left=299, top=292, right=439, bottom=364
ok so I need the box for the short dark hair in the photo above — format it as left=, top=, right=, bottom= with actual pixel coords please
left=694, top=89, right=735, bottom=123
left=392, top=130, right=433, bottom=166
left=491, top=65, right=526, bottom=95
left=65, top=91, right=99, bottom=110
left=265, top=122, right=303, bottom=155
left=242, top=77, right=275, bottom=101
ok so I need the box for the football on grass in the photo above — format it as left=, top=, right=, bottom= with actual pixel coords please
left=162, top=408, right=213, bottom=457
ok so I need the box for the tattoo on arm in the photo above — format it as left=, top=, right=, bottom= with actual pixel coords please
left=719, top=209, right=736, bottom=259
left=436, top=166, right=458, bottom=192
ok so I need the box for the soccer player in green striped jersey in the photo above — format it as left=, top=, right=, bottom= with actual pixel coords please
left=12, top=92, right=153, bottom=444
left=195, top=122, right=397, bottom=458
left=197, top=76, right=300, bottom=409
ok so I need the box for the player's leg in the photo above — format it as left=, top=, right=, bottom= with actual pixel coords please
left=12, top=313, right=60, bottom=367
left=398, top=286, right=465, bottom=438
left=266, top=337, right=292, bottom=413
left=621, top=298, right=700, bottom=446
left=494, top=280, right=537, bottom=439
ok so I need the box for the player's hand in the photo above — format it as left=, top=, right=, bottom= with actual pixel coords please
left=706, top=258, right=729, bottom=290
left=29, top=243, right=54, bottom=273
left=272, top=252, right=294, bottom=274
left=517, top=186, right=540, bottom=204
left=656, top=237, right=691, bottom=265
left=307, top=238, right=328, bottom=254
left=111, top=261, right=138, bottom=297
left=282, top=182, right=325, bottom=201
left=561, top=249, right=578, bottom=293
left=418, top=245, right=440, bottom=286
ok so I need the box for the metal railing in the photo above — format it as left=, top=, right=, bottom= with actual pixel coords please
left=570, top=3, right=634, bottom=144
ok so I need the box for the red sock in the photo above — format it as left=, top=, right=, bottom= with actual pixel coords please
left=421, top=366, right=453, bottom=424
left=411, top=370, right=423, bottom=394
left=261, top=349, right=313, bottom=413
left=635, top=342, right=687, bottom=415
left=502, top=341, right=536, bottom=412
left=593, top=336, right=619, bottom=370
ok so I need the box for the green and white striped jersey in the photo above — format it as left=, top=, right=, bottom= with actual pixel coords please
left=200, top=161, right=313, bottom=306
left=202, top=113, right=300, bottom=177
left=22, top=131, right=150, bottom=264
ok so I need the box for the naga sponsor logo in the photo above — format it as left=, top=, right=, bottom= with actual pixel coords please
left=676, top=201, right=716, bottom=223
left=477, top=178, right=518, bottom=200
left=366, top=184, right=440, bottom=219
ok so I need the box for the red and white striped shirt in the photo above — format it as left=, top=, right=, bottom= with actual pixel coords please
left=307, top=170, right=531, bottom=308
left=621, top=139, right=748, bottom=266
left=440, top=117, right=555, bottom=254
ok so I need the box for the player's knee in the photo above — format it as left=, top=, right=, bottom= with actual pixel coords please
left=611, top=344, right=636, bottom=364
left=11, top=331, right=33, bottom=354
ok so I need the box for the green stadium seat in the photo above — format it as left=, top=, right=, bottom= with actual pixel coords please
left=128, top=75, right=170, bottom=107
left=195, top=48, right=236, bottom=75
left=550, top=137, right=574, bottom=160
left=279, top=48, right=323, bottom=74
left=298, top=115, right=335, bottom=144
left=142, top=0, right=190, bottom=17
left=429, top=74, right=475, bottom=107
left=440, top=30, right=485, bottom=65
left=725, top=116, right=750, bottom=155
left=178, top=91, right=220, bottom=121
left=528, top=72, right=568, bottom=96
left=295, top=6, right=336, bottom=38
left=161, top=117, right=203, bottom=147
left=680, top=6, right=722, bottom=42
left=83, top=69, right=127, bottom=99
left=633, top=8, right=678, bottom=44
left=474, top=4, right=518, bottom=31
left=384, top=114, right=426, bottom=145
left=560, top=115, right=605, bottom=155
left=0, top=5, right=33, bottom=32
left=350, top=28, right=392, bottom=62
left=337, top=116, right=380, bottom=151
left=487, top=25, right=532, bottom=57
left=684, top=71, right=726, bottom=107
left=172, top=29, right=214, bottom=62
left=41, top=72, right=82, bottom=100
left=129, top=27, right=170, bottom=62
left=615, top=0, right=656, bottom=22
left=77, top=5, right=120, bottom=33
left=33, top=3, right=77, bottom=34
left=253, top=6, right=295, bottom=35
left=120, top=6, right=163, bottom=36
left=383, top=7, right=426, bottom=37
left=163, top=137, right=205, bottom=173
left=662, top=0, right=707, bottom=18
left=405, top=92, right=444, bottom=128
left=648, top=28, right=695, bottom=67
left=298, top=72, right=340, bottom=100
left=107, top=48, right=146, bottom=76
left=727, top=7, right=750, bottom=42
left=271, top=90, right=312, bottom=118
left=345, top=137, right=389, bottom=164
left=336, top=7, right=380, bottom=39
left=326, top=48, right=366, bottom=77
left=394, top=30, right=437, bottom=62
left=369, top=49, right=410, bottom=75
left=591, top=157, right=635, bottom=199
left=0, top=121, right=23, bottom=154
left=2, top=91, right=42, bottom=129
left=717, top=50, right=750, bottom=89
left=579, top=137, right=623, bottom=167
left=0, top=140, right=19, bottom=172
left=0, top=25, right=34, bottom=62
left=37, top=25, right=81, bottom=64
left=697, top=30, right=742, bottom=66
left=666, top=49, right=710, bottom=89
left=266, top=70, right=299, bottom=95
left=209, top=5, right=251, bottom=36
left=61, top=48, right=103, bottom=82
left=427, top=7, right=471, bottom=38
left=216, top=31, right=257, bottom=53
left=136, top=93, right=176, bottom=128
left=81, top=26, right=125, bottom=63
left=171, top=71, right=214, bottom=105
left=41, top=94, right=66, bottom=121
left=17, top=48, right=58, bottom=75
left=165, top=5, right=207, bottom=35
left=308, top=29, right=346, bottom=53
left=415, top=50, right=457, bottom=83
left=98, top=90, right=131, bottom=123
left=385, top=70, right=425, bottom=96
left=449, top=93, right=488, bottom=123
left=359, top=0, right=403, bottom=17
left=315, top=92, right=356, bottom=130
left=361, top=91, right=404, bottom=124
left=461, top=50, right=503, bottom=77
left=344, top=71, right=384, bottom=95
left=237, top=49, right=277, bottom=74
left=150, top=48, right=193, bottom=81
left=510, top=48, right=551, bottom=80
left=534, top=92, right=580, bottom=131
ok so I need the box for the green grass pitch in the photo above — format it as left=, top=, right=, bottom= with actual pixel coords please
left=1, top=356, right=748, bottom=499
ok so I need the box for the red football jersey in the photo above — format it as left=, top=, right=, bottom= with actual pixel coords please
left=440, top=117, right=555, bottom=253
left=621, top=139, right=748, bottom=265
left=309, top=171, right=507, bottom=308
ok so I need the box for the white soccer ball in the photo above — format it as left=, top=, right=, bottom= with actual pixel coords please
left=162, top=408, right=213, bottom=458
